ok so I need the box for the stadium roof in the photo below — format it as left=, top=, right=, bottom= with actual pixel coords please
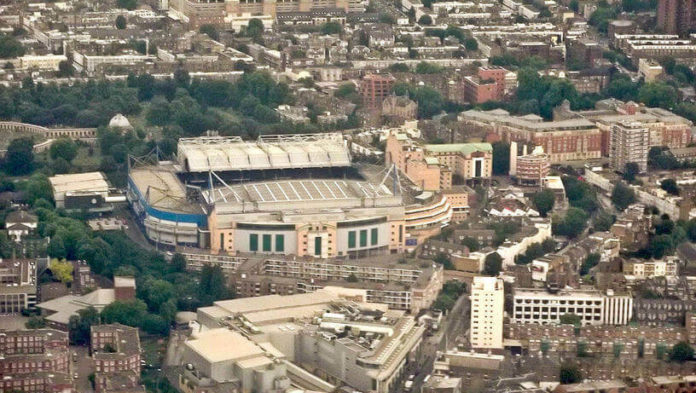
left=205, top=179, right=393, bottom=205
left=129, top=167, right=202, bottom=214
left=177, top=133, right=351, bottom=172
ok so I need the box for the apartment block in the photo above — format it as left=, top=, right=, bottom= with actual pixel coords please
left=512, top=288, right=633, bottom=326
left=470, top=277, right=504, bottom=349
left=0, top=259, right=37, bottom=314
left=610, top=120, right=650, bottom=173
left=385, top=129, right=492, bottom=191
left=360, top=73, right=396, bottom=110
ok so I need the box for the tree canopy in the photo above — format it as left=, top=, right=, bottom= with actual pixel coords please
left=532, top=189, right=555, bottom=217
left=611, top=182, right=636, bottom=211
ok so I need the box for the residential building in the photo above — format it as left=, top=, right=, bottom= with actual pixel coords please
left=622, top=257, right=679, bottom=279
left=225, top=255, right=443, bottom=314
left=686, top=312, right=696, bottom=344
left=385, top=130, right=492, bottom=191
left=5, top=210, right=38, bottom=242
left=470, top=277, right=504, bottom=349
left=512, top=287, right=633, bottom=326
left=509, top=143, right=551, bottom=186
left=459, top=109, right=602, bottom=163
left=0, top=258, right=37, bottom=314
left=360, top=73, right=396, bottom=110
left=610, top=204, right=652, bottom=252
left=657, top=0, right=696, bottom=35
left=609, top=120, right=650, bottom=173
left=91, top=324, right=142, bottom=393
left=0, top=329, right=72, bottom=392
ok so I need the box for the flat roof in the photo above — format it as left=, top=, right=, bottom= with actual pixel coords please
left=49, top=172, right=109, bottom=194
left=424, top=142, right=493, bottom=155
left=186, top=328, right=265, bottom=363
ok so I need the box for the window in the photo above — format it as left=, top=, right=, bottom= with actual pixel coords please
left=275, top=235, right=285, bottom=252
left=314, top=237, right=322, bottom=256
left=250, top=234, right=258, bottom=252
left=348, top=231, right=356, bottom=248
left=371, top=228, right=378, bottom=245
left=360, top=230, right=367, bottom=247
left=263, top=234, right=272, bottom=252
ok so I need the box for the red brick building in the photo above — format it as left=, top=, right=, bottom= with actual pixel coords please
left=360, top=74, right=396, bottom=110
left=0, top=329, right=69, bottom=375
left=91, top=324, right=141, bottom=376
left=657, top=0, right=695, bottom=35
left=463, top=67, right=512, bottom=104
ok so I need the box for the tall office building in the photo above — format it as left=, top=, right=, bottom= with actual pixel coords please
left=470, top=276, right=504, bottom=349
left=657, top=0, right=695, bottom=36
left=610, top=121, right=650, bottom=173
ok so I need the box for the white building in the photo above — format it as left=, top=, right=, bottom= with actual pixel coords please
left=470, top=277, right=504, bottom=349
left=513, top=288, right=633, bottom=326
left=624, top=257, right=679, bottom=279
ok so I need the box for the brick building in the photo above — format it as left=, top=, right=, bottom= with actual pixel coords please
left=381, top=95, right=418, bottom=122
left=0, top=329, right=72, bottom=392
left=360, top=73, right=396, bottom=111
left=657, top=0, right=696, bottom=36
left=91, top=324, right=142, bottom=393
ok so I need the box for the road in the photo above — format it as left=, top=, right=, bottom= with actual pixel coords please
left=71, top=345, right=94, bottom=393
left=401, top=291, right=470, bottom=393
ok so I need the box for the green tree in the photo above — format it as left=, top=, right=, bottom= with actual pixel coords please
left=57, top=60, right=73, bottom=77
left=434, top=253, right=454, bottom=270
left=101, top=299, right=148, bottom=327
left=580, top=253, right=601, bottom=275
left=117, top=0, right=138, bottom=10
left=199, top=264, right=232, bottom=306
left=560, top=313, right=582, bottom=326
left=433, top=294, right=455, bottom=311
left=532, top=189, right=555, bottom=217
left=170, top=253, right=187, bottom=273
left=415, top=62, right=444, bottom=74
left=199, top=24, right=219, bottom=41
left=638, top=82, right=678, bottom=109
left=246, top=18, right=265, bottom=41
left=623, top=162, right=640, bottom=182
left=49, top=138, right=78, bottom=162
left=320, top=21, right=342, bottom=35
left=669, top=341, right=694, bottom=363
left=661, top=178, right=680, bottom=195
left=47, top=235, right=67, bottom=259
left=347, top=273, right=358, bottom=282
left=418, top=14, right=433, bottom=25
left=464, top=37, right=478, bottom=51
left=560, top=362, right=583, bottom=384
left=483, top=252, right=503, bottom=276
left=50, top=259, right=74, bottom=284
left=0, top=33, right=25, bottom=58
left=492, top=141, right=510, bottom=175
left=593, top=211, right=616, bottom=231
left=461, top=237, right=480, bottom=252
left=115, top=15, right=127, bottom=29
left=68, top=306, right=100, bottom=345
left=611, top=182, right=636, bottom=211
left=5, top=137, right=34, bottom=175
left=26, top=316, right=47, bottom=329
left=649, top=234, right=674, bottom=259
left=553, top=208, right=588, bottom=238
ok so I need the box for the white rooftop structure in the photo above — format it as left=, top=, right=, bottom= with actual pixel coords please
left=49, top=172, right=110, bottom=208
left=177, top=133, right=351, bottom=172
left=108, top=113, right=133, bottom=129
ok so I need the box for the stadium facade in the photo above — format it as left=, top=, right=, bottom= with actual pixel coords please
left=127, top=133, right=424, bottom=257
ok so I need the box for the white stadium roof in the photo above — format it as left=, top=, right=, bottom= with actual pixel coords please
left=177, top=133, right=351, bottom=172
